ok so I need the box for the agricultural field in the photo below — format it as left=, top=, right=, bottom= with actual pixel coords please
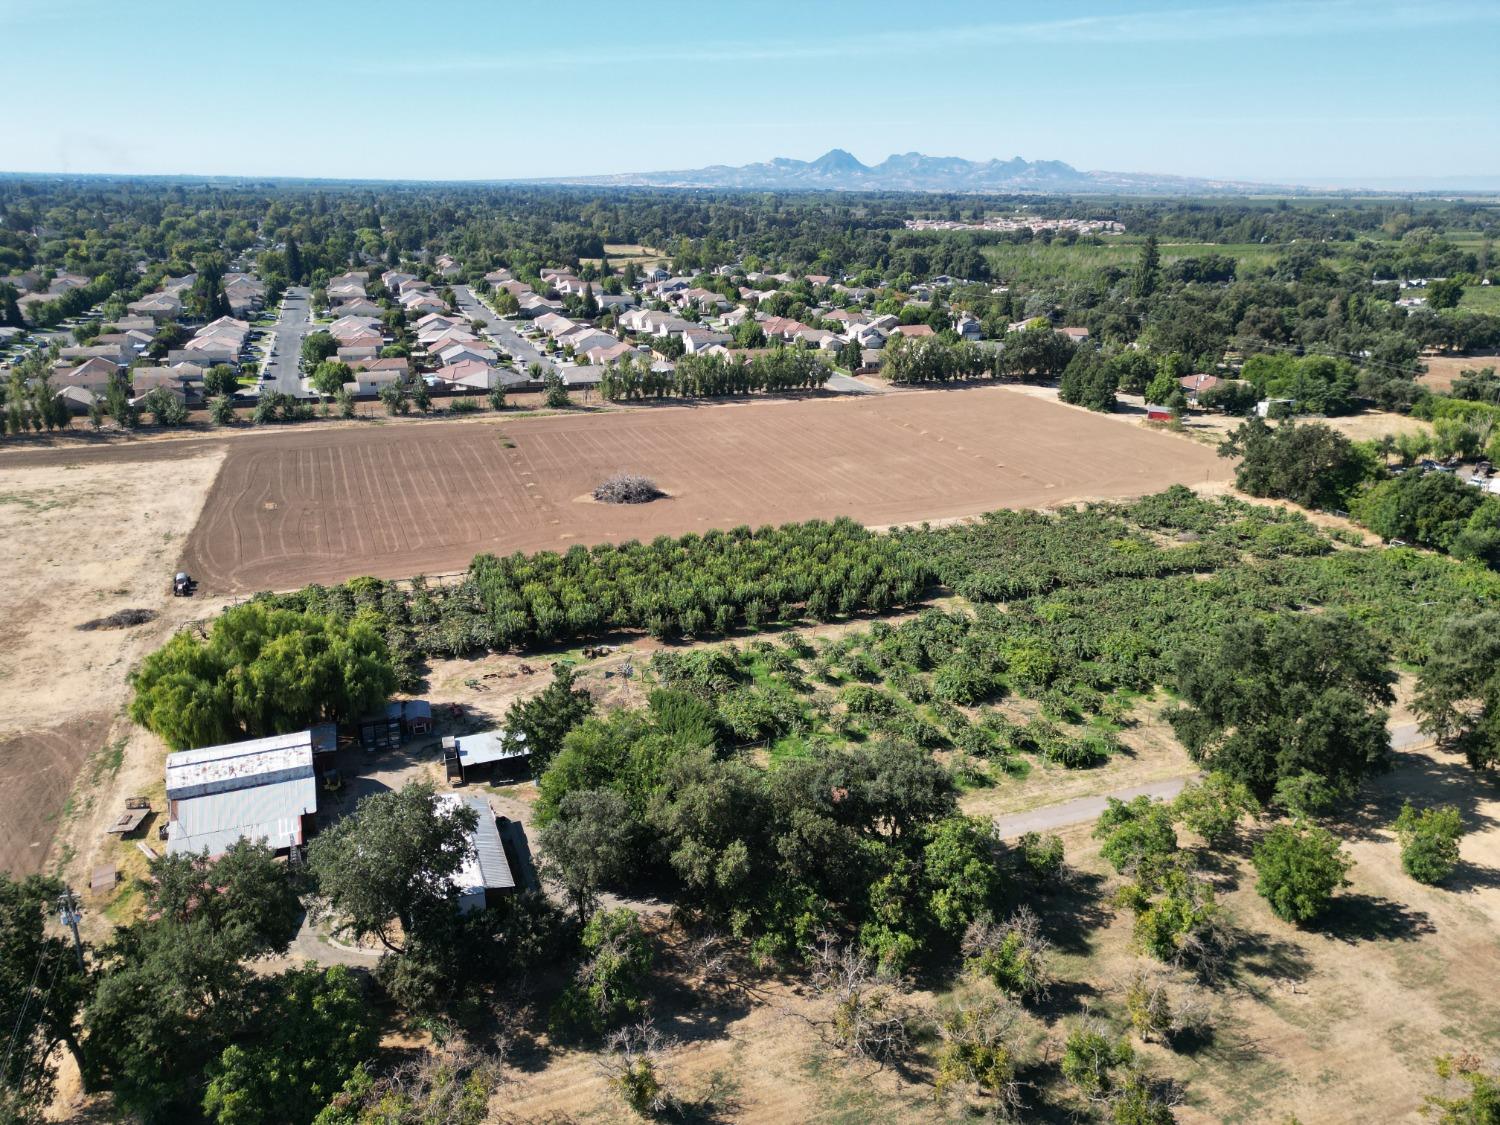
left=178, top=386, right=1232, bottom=594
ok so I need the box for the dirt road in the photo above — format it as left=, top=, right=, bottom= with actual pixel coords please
left=992, top=721, right=1430, bottom=838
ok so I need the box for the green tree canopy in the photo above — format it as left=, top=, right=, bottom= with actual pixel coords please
left=202, top=966, right=376, bottom=1125
left=0, top=875, right=91, bottom=1121
left=1415, top=610, right=1500, bottom=772
left=1058, top=348, right=1117, bottom=412
left=144, top=839, right=302, bottom=958
left=307, top=781, right=477, bottom=953
left=1169, top=612, right=1394, bottom=801
left=503, top=665, right=594, bottom=774
left=1219, top=418, right=1381, bottom=510
left=301, top=331, right=338, bottom=367
left=129, top=602, right=396, bottom=750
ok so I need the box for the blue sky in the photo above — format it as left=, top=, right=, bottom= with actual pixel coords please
left=3, top=0, right=1497, bottom=186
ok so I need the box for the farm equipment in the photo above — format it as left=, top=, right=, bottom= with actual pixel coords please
left=172, top=572, right=196, bottom=597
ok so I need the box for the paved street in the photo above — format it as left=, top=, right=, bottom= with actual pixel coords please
left=259, top=285, right=313, bottom=396
left=452, top=284, right=556, bottom=373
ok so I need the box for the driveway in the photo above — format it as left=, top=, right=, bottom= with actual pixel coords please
left=259, top=285, right=313, bottom=397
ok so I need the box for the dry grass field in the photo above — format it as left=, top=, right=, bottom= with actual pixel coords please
left=179, top=386, right=1232, bottom=593
left=0, top=447, right=225, bottom=875
left=1418, top=351, right=1500, bottom=392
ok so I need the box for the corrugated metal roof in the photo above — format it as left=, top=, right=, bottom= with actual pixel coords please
left=455, top=729, right=527, bottom=768
left=166, top=774, right=317, bottom=856
left=165, top=730, right=315, bottom=799
left=437, top=793, right=515, bottom=905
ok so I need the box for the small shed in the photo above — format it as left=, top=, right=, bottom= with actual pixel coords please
left=403, top=700, right=433, bottom=735
left=1146, top=407, right=1174, bottom=422
left=442, top=729, right=528, bottom=785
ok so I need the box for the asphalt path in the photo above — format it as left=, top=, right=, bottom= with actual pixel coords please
left=992, top=719, right=1431, bottom=838
left=825, top=372, right=878, bottom=395
left=259, top=285, right=313, bottom=396
left=452, top=285, right=556, bottom=373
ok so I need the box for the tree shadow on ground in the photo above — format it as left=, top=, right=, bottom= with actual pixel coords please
left=1337, top=749, right=1500, bottom=844
left=1034, top=977, right=1103, bottom=1022
left=1216, top=925, right=1313, bottom=997
left=1444, top=860, right=1500, bottom=895
left=1318, top=892, right=1435, bottom=945
left=1034, top=870, right=1113, bottom=956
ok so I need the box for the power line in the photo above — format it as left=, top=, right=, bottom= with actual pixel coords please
left=1, top=946, right=48, bottom=1084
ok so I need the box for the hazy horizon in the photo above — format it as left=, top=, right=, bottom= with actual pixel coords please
left=2, top=0, right=1497, bottom=187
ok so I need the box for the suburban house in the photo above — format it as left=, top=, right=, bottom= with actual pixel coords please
left=437, top=342, right=496, bottom=368
left=332, top=297, right=383, bottom=318
left=348, top=355, right=409, bottom=380
left=126, top=292, right=183, bottom=321
left=681, top=327, right=732, bottom=353
left=557, top=328, right=619, bottom=356
left=53, top=356, right=118, bottom=395
left=163, top=730, right=321, bottom=857
left=586, top=340, right=636, bottom=365
left=58, top=343, right=128, bottom=368
left=401, top=291, right=447, bottom=314
left=1179, top=374, right=1222, bottom=403
left=1058, top=326, right=1091, bottom=343
left=893, top=324, right=935, bottom=339
left=517, top=293, right=563, bottom=318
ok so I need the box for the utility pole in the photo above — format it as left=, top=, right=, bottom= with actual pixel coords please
left=57, top=888, right=84, bottom=970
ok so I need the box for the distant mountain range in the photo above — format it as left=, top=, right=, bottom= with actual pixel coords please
left=541, top=149, right=1286, bottom=195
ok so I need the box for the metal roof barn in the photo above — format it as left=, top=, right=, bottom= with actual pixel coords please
left=164, top=730, right=318, bottom=856
left=437, top=793, right=516, bottom=911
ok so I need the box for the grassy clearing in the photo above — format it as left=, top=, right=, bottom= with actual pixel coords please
left=1459, top=284, right=1500, bottom=315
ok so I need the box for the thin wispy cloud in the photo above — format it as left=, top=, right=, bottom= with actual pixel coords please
left=349, top=0, right=1497, bottom=76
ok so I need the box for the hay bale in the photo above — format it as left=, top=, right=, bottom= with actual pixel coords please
left=593, top=473, right=664, bottom=505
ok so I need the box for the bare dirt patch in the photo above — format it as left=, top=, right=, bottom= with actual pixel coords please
left=0, top=448, right=225, bottom=876
left=180, top=386, right=1232, bottom=593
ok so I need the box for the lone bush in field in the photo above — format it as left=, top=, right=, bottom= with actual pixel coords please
left=1014, top=831, right=1065, bottom=885
left=1252, top=823, right=1352, bottom=924
left=593, top=473, right=663, bottom=505
left=1393, top=802, right=1464, bottom=884
left=934, top=998, right=1027, bottom=1119
left=962, top=907, right=1054, bottom=1005
left=1094, top=796, right=1178, bottom=878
